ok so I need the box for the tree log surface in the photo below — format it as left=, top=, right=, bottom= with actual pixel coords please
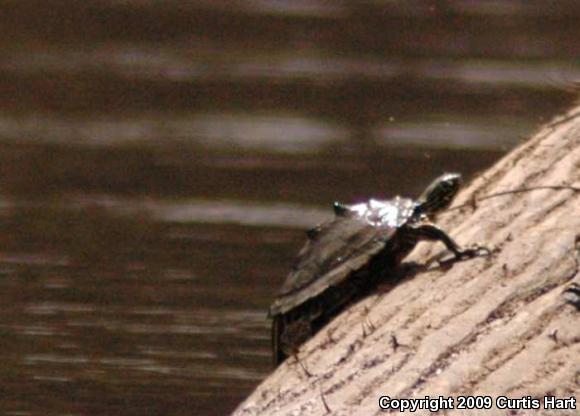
left=233, top=106, right=580, bottom=416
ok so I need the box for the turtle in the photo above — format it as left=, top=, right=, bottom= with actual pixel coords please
left=269, top=173, right=485, bottom=365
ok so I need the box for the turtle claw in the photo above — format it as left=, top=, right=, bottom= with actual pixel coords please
left=455, top=244, right=491, bottom=260
left=434, top=245, right=490, bottom=269
left=563, top=283, right=580, bottom=310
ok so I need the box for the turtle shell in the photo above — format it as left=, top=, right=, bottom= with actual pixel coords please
left=270, top=196, right=417, bottom=317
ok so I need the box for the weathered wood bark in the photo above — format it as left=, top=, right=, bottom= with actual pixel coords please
left=234, top=106, right=580, bottom=416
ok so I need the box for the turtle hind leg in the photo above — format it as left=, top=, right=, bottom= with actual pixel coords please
left=271, top=316, right=287, bottom=366
left=273, top=316, right=313, bottom=367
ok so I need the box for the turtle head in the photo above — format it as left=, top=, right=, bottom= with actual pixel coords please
left=414, top=173, right=462, bottom=217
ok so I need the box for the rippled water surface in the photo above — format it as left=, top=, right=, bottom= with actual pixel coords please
left=0, top=1, right=579, bottom=415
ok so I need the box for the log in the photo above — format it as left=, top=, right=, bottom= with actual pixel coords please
left=233, top=106, right=580, bottom=416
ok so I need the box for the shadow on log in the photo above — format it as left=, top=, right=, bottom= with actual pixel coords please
left=234, top=106, right=580, bottom=416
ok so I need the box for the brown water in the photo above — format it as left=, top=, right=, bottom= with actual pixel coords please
left=0, top=2, right=579, bottom=415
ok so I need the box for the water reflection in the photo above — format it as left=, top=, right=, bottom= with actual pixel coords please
left=0, top=231, right=277, bottom=414
left=0, top=111, right=541, bottom=151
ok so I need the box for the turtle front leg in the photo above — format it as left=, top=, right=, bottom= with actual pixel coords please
left=409, top=223, right=487, bottom=259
